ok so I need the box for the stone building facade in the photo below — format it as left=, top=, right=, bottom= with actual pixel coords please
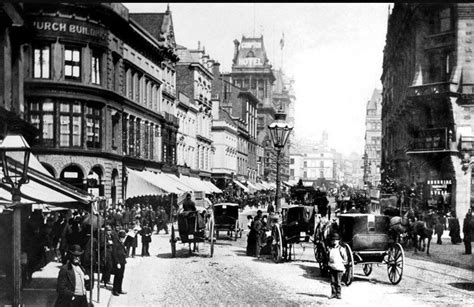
left=381, top=3, right=474, bottom=225
left=19, top=3, right=179, bottom=204
left=363, top=88, right=382, bottom=187
left=175, top=44, right=214, bottom=179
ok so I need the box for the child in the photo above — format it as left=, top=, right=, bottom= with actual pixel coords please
left=327, top=232, right=347, bottom=299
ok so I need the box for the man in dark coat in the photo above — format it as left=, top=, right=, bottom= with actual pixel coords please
left=140, top=220, right=152, bottom=256
left=111, top=230, right=127, bottom=296
left=54, top=245, right=91, bottom=307
left=463, top=212, right=472, bottom=254
left=182, top=194, right=197, bottom=211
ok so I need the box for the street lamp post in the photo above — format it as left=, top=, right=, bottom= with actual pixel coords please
left=0, top=134, right=31, bottom=306
left=268, top=108, right=293, bottom=213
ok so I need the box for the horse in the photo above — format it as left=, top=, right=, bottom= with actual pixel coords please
left=388, top=209, right=417, bottom=247
left=411, top=211, right=440, bottom=255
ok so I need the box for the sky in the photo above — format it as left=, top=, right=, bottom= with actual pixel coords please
left=124, top=3, right=389, bottom=156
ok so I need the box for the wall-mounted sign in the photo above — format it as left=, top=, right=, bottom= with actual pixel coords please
left=30, top=16, right=108, bottom=45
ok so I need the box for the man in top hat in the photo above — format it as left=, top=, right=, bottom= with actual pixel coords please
left=111, top=229, right=128, bottom=296
left=327, top=233, right=347, bottom=299
left=54, top=244, right=91, bottom=307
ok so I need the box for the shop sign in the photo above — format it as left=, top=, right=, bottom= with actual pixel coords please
left=31, top=16, right=108, bottom=43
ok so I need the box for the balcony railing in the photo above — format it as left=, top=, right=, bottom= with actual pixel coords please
left=407, top=82, right=457, bottom=98
left=409, top=127, right=449, bottom=152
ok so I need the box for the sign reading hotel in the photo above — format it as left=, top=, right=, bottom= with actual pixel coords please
left=31, top=16, right=108, bottom=44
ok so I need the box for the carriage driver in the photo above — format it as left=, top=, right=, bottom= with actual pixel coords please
left=327, top=233, right=347, bottom=299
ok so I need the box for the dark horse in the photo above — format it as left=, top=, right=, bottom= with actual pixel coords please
left=411, top=212, right=441, bottom=255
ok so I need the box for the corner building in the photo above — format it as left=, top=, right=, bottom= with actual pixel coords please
left=21, top=3, right=179, bottom=204
left=382, top=3, right=474, bottom=226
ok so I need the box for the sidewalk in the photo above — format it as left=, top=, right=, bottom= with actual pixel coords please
left=405, top=230, right=474, bottom=271
left=0, top=260, right=114, bottom=307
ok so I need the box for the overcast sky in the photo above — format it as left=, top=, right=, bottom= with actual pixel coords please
left=125, top=3, right=390, bottom=156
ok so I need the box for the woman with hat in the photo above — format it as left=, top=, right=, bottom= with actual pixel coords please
left=327, top=232, right=347, bottom=300
left=54, top=244, right=91, bottom=307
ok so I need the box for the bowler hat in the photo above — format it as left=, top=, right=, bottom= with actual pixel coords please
left=330, top=233, right=340, bottom=240
left=68, top=244, right=84, bottom=256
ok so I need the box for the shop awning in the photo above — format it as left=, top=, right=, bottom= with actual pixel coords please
left=179, top=175, right=210, bottom=193
left=246, top=181, right=258, bottom=193
left=233, top=179, right=249, bottom=192
left=203, top=180, right=222, bottom=193
left=0, top=152, right=92, bottom=208
left=162, top=173, right=195, bottom=194
left=126, top=168, right=184, bottom=198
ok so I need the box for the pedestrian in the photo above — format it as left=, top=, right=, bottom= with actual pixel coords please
left=54, top=244, right=91, bottom=307
left=140, top=219, right=152, bottom=256
left=111, top=230, right=127, bottom=296
left=182, top=193, right=197, bottom=211
left=463, top=212, right=472, bottom=255
left=100, top=225, right=114, bottom=286
left=327, top=233, right=347, bottom=300
left=449, top=214, right=462, bottom=244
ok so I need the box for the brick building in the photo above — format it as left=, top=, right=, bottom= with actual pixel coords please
left=16, top=3, right=179, bottom=203
left=381, top=3, right=474, bottom=225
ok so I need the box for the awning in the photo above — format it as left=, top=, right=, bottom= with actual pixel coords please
left=233, top=179, right=249, bottom=192
left=202, top=180, right=222, bottom=193
left=282, top=181, right=292, bottom=187
left=162, top=173, right=195, bottom=193
left=179, top=175, right=210, bottom=193
left=0, top=152, right=92, bottom=208
left=126, top=168, right=186, bottom=198
left=246, top=181, right=258, bottom=193
left=254, top=182, right=266, bottom=190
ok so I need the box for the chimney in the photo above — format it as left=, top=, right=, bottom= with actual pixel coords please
left=212, top=61, right=221, bottom=78
left=232, top=39, right=240, bottom=64
left=198, top=40, right=201, bottom=50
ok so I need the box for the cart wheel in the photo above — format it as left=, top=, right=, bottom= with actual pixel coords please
left=271, top=224, right=283, bottom=263
left=387, top=243, right=404, bottom=285
left=170, top=225, right=176, bottom=258
left=342, top=243, right=354, bottom=286
left=314, top=242, right=328, bottom=276
left=363, top=264, right=372, bottom=276
left=209, top=219, right=215, bottom=257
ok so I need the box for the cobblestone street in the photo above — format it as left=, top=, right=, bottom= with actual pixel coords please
left=99, top=222, right=473, bottom=306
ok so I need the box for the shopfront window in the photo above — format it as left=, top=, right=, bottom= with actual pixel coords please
left=65, top=47, right=81, bottom=80
left=33, top=46, right=50, bottom=78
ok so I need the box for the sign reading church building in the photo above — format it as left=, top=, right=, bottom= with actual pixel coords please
left=31, top=16, right=108, bottom=45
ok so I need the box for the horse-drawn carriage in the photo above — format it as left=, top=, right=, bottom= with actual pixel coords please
left=267, top=204, right=317, bottom=262
left=315, top=213, right=405, bottom=285
left=213, top=202, right=243, bottom=240
left=170, top=203, right=215, bottom=257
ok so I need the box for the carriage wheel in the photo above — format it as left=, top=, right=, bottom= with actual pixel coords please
left=363, top=264, right=373, bottom=276
left=387, top=243, right=404, bottom=285
left=170, top=225, right=176, bottom=258
left=234, top=220, right=239, bottom=241
left=271, top=224, right=283, bottom=263
left=314, top=242, right=328, bottom=276
left=209, top=218, right=215, bottom=257
left=342, top=243, right=354, bottom=286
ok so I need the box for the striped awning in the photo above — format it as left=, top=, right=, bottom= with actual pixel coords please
left=233, top=179, right=249, bottom=192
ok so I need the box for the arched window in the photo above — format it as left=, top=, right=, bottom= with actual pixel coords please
left=60, top=164, right=84, bottom=190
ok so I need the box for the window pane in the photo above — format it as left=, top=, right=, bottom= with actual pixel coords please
left=60, top=115, right=70, bottom=146
left=73, top=66, right=80, bottom=77
left=34, top=49, right=41, bottom=78
left=72, top=102, right=81, bottom=113
left=43, top=102, right=54, bottom=112
left=72, top=115, right=81, bottom=146
left=30, top=102, right=40, bottom=112
left=42, top=48, right=50, bottom=78
left=43, top=114, right=54, bottom=140
left=73, top=50, right=80, bottom=62
left=65, top=65, right=72, bottom=76
left=60, top=103, right=69, bottom=112
left=30, top=114, right=40, bottom=129
left=65, top=49, right=72, bottom=61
